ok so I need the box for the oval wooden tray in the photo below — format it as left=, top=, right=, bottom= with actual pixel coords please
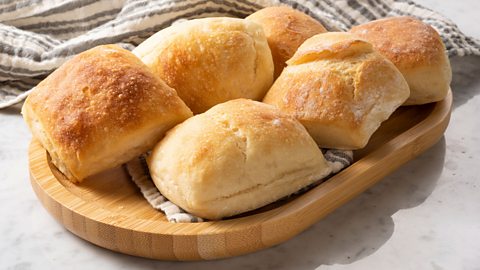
left=29, top=90, right=452, bottom=261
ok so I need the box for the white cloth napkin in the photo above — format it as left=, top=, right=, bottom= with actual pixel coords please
left=125, top=150, right=353, bottom=223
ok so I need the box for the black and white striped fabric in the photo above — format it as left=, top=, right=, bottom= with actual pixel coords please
left=0, top=0, right=479, bottom=108
left=125, top=150, right=353, bottom=223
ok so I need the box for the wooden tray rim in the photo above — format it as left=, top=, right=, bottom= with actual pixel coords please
left=28, top=90, right=452, bottom=259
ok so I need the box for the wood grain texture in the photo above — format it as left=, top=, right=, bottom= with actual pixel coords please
left=28, top=90, right=452, bottom=261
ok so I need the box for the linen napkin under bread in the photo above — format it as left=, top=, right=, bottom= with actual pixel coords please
left=2, top=0, right=478, bottom=222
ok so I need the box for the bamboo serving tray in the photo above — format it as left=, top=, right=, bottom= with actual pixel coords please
left=28, top=90, right=452, bottom=261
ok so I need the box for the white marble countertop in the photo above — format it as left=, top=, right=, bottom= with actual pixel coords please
left=1, top=1, right=479, bottom=269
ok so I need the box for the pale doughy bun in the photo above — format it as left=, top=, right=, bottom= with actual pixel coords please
left=148, top=99, right=331, bottom=220
left=350, top=16, right=452, bottom=105
left=133, top=17, right=274, bottom=114
left=263, top=32, right=410, bottom=150
left=22, top=45, right=193, bottom=183
left=246, top=6, right=327, bottom=78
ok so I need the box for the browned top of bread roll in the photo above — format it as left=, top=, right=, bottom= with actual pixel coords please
left=350, top=16, right=451, bottom=105
left=23, top=45, right=192, bottom=182
left=246, top=6, right=327, bottom=78
left=263, top=32, right=409, bottom=149
left=273, top=32, right=386, bottom=128
left=286, top=31, right=374, bottom=65
left=133, top=17, right=274, bottom=114
left=148, top=99, right=331, bottom=219
left=350, top=16, right=444, bottom=69
left=29, top=45, right=180, bottom=151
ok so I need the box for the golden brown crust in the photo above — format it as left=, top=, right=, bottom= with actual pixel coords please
left=33, top=46, right=163, bottom=151
left=133, top=17, right=274, bottom=114
left=350, top=16, right=444, bottom=69
left=287, top=32, right=373, bottom=64
left=148, top=99, right=331, bottom=219
left=263, top=32, right=410, bottom=149
left=246, top=6, right=327, bottom=78
left=278, top=66, right=357, bottom=127
left=153, top=29, right=255, bottom=112
left=265, top=54, right=401, bottom=129
left=350, top=17, right=452, bottom=104
left=23, top=45, right=192, bottom=182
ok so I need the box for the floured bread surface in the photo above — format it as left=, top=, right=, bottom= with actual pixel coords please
left=22, top=45, right=193, bottom=182
left=350, top=16, right=451, bottom=105
left=263, top=32, right=410, bottom=150
left=148, top=99, right=331, bottom=220
left=133, top=17, right=274, bottom=114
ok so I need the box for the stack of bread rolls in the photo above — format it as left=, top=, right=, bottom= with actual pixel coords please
left=22, top=6, right=452, bottom=219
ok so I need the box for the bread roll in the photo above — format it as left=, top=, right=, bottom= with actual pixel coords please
left=350, top=16, right=452, bottom=105
left=246, top=6, right=327, bottom=78
left=22, top=45, right=193, bottom=182
left=263, top=32, right=410, bottom=150
left=133, top=17, right=274, bottom=114
left=148, top=99, right=331, bottom=220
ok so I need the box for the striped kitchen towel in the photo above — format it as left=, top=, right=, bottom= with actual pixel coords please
left=0, top=0, right=479, bottom=109
left=125, top=149, right=353, bottom=223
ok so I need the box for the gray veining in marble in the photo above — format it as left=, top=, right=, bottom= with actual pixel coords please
left=1, top=0, right=480, bottom=269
